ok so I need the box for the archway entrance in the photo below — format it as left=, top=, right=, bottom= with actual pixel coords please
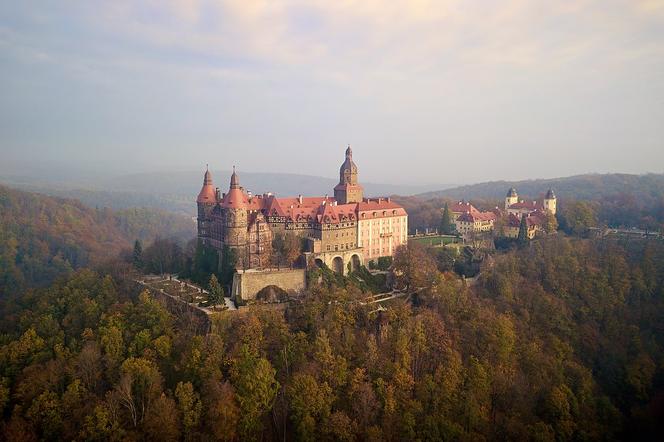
left=332, top=256, right=344, bottom=274
left=256, top=285, right=289, bottom=303
left=314, top=258, right=324, bottom=269
left=350, top=254, right=361, bottom=272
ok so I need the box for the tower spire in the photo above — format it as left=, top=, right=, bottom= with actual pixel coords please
left=230, top=165, right=240, bottom=189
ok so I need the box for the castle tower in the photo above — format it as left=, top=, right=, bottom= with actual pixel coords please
left=197, top=166, right=217, bottom=242
left=543, top=188, right=557, bottom=215
left=333, top=145, right=364, bottom=204
left=222, top=167, right=248, bottom=250
left=505, top=187, right=518, bottom=210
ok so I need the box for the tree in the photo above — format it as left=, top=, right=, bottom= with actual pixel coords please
left=132, top=239, right=143, bottom=269
left=207, top=274, right=224, bottom=308
left=287, top=373, right=333, bottom=440
left=229, top=345, right=279, bottom=438
left=517, top=214, right=528, bottom=244
left=143, top=393, right=180, bottom=442
left=116, top=357, right=163, bottom=427
left=392, top=243, right=438, bottom=291
left=272, top=233, right=302, bottom=268
left=204, top=380, right=239, bottom=441
left=544, top=211, right=558, bottom=233
left=558, top=201, right=597, bottom=236
left=175, top=381, right=202, bottom=436
left=441, top=203, right=454, bottom=234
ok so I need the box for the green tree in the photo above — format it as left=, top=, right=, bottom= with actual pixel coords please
left=517, top=214, right=528, bottom=244
left=544, top=211, right=558, bottom=233
left=116, top=357, right=163, bottom=427
left=558, top=201, right=597, bottom=235
left=175, top=381, right=202, bottom=436
left=207, top=274, right=224, bottom=308
left=229, top=345, right=279, bottom=438
left=441, top=203, right=454, bottom=234
left=133, top=239, right=143, bottom=269
left=80, top=404, right=124, bottom=441
left=287, top=373, right=333, bottom=440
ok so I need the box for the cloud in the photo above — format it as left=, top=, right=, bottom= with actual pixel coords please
left=1, top=1, right=663, bottom=183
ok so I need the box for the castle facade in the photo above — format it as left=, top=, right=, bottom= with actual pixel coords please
left=196, top=146, right=408, bottom=274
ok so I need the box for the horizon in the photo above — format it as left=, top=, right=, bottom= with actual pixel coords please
left=2, top=1, right=664, bottom=185
left=2, top=156, right=662, bottom=198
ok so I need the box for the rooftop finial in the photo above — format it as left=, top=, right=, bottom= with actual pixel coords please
left=230, top=165, right=240, bottom=188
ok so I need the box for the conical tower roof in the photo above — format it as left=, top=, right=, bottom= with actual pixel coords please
left=197, top=166, right=216, bottom=203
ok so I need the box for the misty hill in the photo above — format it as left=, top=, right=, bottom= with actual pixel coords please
left=0, top=185, right=195, bottom=294
left=1, top=169, right=453, bottom=215
left=103, top=170, right=449, bottom=200
left=417, top=173, right=664, bottom=202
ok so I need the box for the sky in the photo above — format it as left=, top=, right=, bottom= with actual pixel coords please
left=1, top=1, right=663, bottom=185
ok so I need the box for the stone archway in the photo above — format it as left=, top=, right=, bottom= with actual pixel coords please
left=314, top=258, right=324, bottom=268
left=350, top=254, right=361, bottom=272
left=255, top=285, right=289, bottom=302
left=332, top=256, right=344, bottom=274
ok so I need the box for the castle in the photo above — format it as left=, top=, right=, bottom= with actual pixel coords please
left=196, top=146, right=408, bottom=275
left=450, top=187, right=557, bottom=239
left=501, top=187, right=557, bottom=238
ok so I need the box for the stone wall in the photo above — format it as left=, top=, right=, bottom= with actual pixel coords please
left=137, top=282, right=211, bottom=334
left=231, top=268, right=307, bottom=304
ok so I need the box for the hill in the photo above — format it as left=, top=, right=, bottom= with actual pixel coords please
left=0, top=185, right=195, bottom=294
left=1, top=169, right=454, bottom=216
left=393, top=173, right=664, bottom=233
left=417, top=173, right=664, bottom=201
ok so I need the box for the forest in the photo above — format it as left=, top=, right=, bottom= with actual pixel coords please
left=1, top=185, right=664, bottom=440
left=1, top=233, right=663, bottom=439
left=0, top=185, right=194, bottom=296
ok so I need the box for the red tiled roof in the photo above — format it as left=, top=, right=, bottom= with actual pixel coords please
left=451, top=201, right=481, bottom=215
left=357, top=198, right=407, bottom=219
left=197, top=185, right=216, bottom=203
left=507, top=213, right=543, bottom=228
left=508, top=201, right=542, bottom=210
left=221, top=188, right=248, bottom=209
left=457, top=211, right=497, bottom=223
left=197, top=169, right=217, bottom=203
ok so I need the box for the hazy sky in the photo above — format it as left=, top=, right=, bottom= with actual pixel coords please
left=1, top=1, right=663, bottom=185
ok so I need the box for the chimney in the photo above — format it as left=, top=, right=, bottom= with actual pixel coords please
left=215, top=187, right=221, bottom=200
left=387, top=197, right=391, bottom=202
left=247, top=190, right=252, bottom=198
left=298, top=194, right=303, bottom=204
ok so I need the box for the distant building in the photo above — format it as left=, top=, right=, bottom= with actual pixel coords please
left=503, top=212, right=546, bottom=239
left=196, top=146, right=408, bottom=274
left=443, top=188, right=558, bottom=241
left=502, top=187, right=557, bottom=238
left=450, top=201, right=500, bottom=234
left=505, top=187, right=557, bottom=216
